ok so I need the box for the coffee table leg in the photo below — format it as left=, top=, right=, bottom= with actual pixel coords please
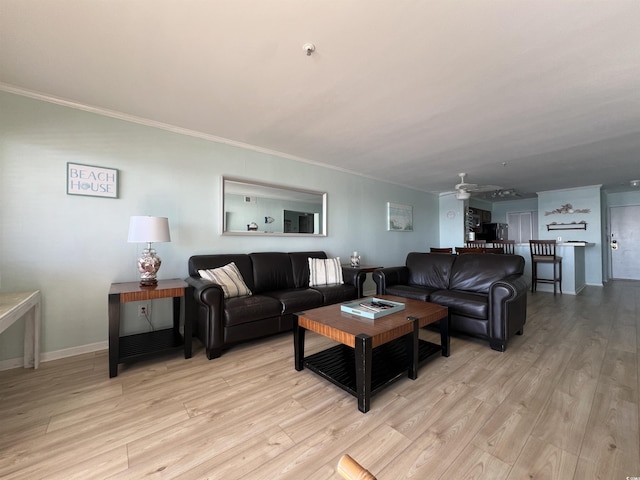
left=355, top=333, right=373, bottom=413
left=440, top=313, right=451, bottom=357
left=406, top=316, right=419, bottom=379
left=294, top=316, right=305, bottom=371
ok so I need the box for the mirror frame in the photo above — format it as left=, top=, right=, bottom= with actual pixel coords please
left=221, top=176, right=327, bottom=236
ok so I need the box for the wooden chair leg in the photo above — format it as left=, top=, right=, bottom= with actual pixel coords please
left=531, top=262, right=537, bottom=292
left=559, top=261, right=562, bottom=294
left=337, top=454, right=377, bottom=480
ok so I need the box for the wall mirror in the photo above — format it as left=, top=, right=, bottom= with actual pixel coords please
left=222, top=176, right=327, bottom=236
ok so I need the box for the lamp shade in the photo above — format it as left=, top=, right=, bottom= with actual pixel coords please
left=127, top=216, right=171, bottom=243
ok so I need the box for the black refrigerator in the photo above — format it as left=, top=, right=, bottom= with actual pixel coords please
left=478, top=223, right=508, bottom=241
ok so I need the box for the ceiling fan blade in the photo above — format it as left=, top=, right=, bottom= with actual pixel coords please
left=455, top=189, right=470, bottom=200
left=453, top=173, right=501, bottom=194
left=468, top=184, right=503, bottom=193
left=454, top=174, right=477, bottom=190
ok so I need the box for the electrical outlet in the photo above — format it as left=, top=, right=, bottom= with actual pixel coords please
left=138, top=304, right=149, bottom=317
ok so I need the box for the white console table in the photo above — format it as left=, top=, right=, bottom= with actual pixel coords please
left=0, top=291, right=41, bottom=368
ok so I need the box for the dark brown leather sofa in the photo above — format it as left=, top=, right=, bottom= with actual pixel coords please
left=187, top=251, right=365, bottom=360
left=373, top=252, right=528, bottom=351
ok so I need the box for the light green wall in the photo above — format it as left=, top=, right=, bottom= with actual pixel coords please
left=0, top=91, right=439, bottom=363
left=490, top=197, right=539, bottom=224
left=438, top=193, right=466, bottom=247
left=537, top=186, right=603, bottom=286
left=606, top=190, right=640, bottom=207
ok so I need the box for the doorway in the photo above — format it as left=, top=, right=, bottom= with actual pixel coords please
left=610, top=205, right=640, bottom=280
left=507, top=211, right=538, bottom=243
left=283, top=210, right=315, bottom=234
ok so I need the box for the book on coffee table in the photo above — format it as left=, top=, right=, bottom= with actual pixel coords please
left=341, top=297, right=405, bottom=319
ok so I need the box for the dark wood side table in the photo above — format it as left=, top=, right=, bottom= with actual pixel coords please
left=343, top=265, right=383, bottom=297
left=342, top=265, right=382, bottom=274
left=108, top=279, right=194, bottom=378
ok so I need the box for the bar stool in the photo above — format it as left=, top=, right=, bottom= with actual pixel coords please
left=529, top=240, right=562, bottom=295
left=430, top=247, right=453, bottom=253
left=493, top=240, right=515, bottom=254
left=455, top=247, right=486, bottom=254
left=465, top=240, right=486, bottom=247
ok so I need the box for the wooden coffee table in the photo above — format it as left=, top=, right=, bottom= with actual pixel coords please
left=293, top=295, right=449, bottom=413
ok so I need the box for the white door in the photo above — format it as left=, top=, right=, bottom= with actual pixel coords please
left=507, top=211, right=538, bottom=243
left=610, top=205, right=640, bottom=280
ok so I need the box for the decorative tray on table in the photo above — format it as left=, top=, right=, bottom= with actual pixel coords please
left=340, top=297, right=406, bottom=319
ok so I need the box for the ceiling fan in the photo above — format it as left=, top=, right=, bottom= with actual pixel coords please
left=487, top=188, right=521, bottom=199
left=454, top=173, right=502, bottom=200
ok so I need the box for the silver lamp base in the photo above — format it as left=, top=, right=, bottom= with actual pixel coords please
left=137, top=243, right=162, bottom=286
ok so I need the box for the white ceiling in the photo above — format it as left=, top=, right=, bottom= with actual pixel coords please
left=2, top=1, right=640, bottom=200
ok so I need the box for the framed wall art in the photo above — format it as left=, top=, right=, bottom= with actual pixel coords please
left=67, top=162, right=119, bottom=198
left=387, top=202, right=413, bottom=231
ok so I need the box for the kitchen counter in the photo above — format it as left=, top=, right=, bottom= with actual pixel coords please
left=514, top=242, right=595, bottom=294
left=515, top=242, right=595, bottom=247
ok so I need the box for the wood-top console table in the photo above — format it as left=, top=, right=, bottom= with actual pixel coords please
left=108, top=279, right=194, bottom=378
left=0, top=290, right=41, bottom=369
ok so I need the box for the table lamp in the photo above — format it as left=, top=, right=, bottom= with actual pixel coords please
left=127, top=216, right=171, bottom=286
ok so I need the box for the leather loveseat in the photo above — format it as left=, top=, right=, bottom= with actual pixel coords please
left=373, top=252, right=528, bottom=351
left=186, top=251, right=365, bottom=360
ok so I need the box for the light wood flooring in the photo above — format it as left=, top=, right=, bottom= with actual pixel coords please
left=1, top=280, right=639, bottom=479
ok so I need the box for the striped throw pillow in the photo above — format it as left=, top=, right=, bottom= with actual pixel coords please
left=309, top=257, right=344, bottom=286
left=198, top=262, right=252, bottom=298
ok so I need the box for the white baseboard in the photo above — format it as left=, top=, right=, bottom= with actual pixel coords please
left=0, top=341, right=108, bottom=372
left=0, top=357, right=24, bottom=371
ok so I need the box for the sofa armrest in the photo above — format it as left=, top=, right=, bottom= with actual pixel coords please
left=186, top=276, right=224, bottom=304
left=489, top=274, right=529, bottom=343
left=185, top=275, right=226, bottom=355
left=372, top=266, right=409, bottom=295
left=491, top=275, right=530, bottom=297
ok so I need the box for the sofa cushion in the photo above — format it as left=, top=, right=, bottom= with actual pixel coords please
left=449, top=254, right=525, bottom=294
left=263, top=288, right=324, bottom=314
left=450, top=313, right=489, bottom=338
left=250, top=252, right=295, bottom=293
left=224, top=295, right=283, bottom=327
left=189, top=254, right=255, bottom=291
left=309, top=257, right=344, bottom=286
left=385, top=284, right=437, bottom=302
left=429, top=290, right=488, bottom=319
left=198, top=262, right=252, bottom=298
left=312, top=283, right=359, bottom=304
left=406, top=252, right=456, bottom=290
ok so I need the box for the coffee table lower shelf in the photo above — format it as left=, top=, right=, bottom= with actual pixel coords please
left=304, top=338, right=442, bottom=398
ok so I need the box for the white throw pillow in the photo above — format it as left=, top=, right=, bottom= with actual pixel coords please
left=198, top=262, right=252, bottom=298
left=309, top=257, right=344, bottom=286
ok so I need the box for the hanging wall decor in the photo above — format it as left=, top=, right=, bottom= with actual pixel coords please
left=67, top=162, right=119, bottom=198
left=545, top=203, right=590, bottom=215
left=387, top=202, right=413, bottom=231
